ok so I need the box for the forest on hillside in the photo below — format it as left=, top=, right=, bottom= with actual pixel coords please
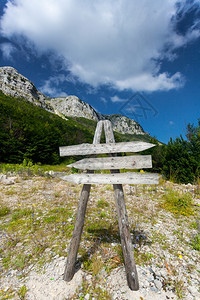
left=0, top=92, right=153, bottom=165
left=0, top=92, right=94, bottom=164
left=0, top=92, right=199, bottom=184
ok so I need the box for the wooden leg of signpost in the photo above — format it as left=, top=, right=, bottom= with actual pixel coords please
left=63, top=120, right=103, bottom=282
left=63, top=183, right=91, bottom=281
left=113, top=182, right=139, bottom=290
left=103, top=120, right=139, bottom=290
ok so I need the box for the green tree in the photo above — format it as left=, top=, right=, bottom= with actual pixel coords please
left=162, top=119, right=200, bottom=183
left=186, top=120, right=200, bottom=178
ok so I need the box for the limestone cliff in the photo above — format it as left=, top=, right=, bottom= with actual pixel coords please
left=0, top=66, right=146, bottom=135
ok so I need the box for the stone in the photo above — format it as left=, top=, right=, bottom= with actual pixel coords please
left=84, top=293, right=90, bottom=300
left=0, top=174, right=7, bottom=181
left=154, top=279, right=162, bottom=290
left=150, top=286, right=158, bottom=292
left=3, top=178, right=15, bottom=185
left=147, top=274, right=154, bottom=282
left=188, top=286, right=198, bottom=296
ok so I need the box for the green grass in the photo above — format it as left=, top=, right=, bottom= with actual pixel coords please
left=11, top=208, right=32, bottom=221
left=191, top=234, right=200, bottom=251
left=72, top=279, right=111, bottom=300
left=97, top=199, right=109, bottom=208
left=0, top=206, right=11, bottom=217
left=0, top=203, right=75, bottom=273
left=0, top=161, right=70, bottom=176
left=162, top=188, right=194, bottom=216
left=17, top=285, right=28, bottom=300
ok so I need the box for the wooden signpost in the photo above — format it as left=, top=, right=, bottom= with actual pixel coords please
left=59, top=120, right=159, bottom=291
left=59, top=141, right=155, bottom=156
left=67, top=155, right=152, bottom=170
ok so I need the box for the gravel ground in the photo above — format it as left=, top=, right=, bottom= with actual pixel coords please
left=0, top=173, right=199, bottom=299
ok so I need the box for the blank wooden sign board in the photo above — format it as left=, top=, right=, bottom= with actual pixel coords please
left=59, top=120, right=159, bottom=291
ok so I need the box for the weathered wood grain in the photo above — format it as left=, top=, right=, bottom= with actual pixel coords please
left=67, top=155, right=152, bottom=170
left=103, top=120, right=139, bottom=290
left=92, top=120, right=103, bottom=144
left=63, top=183, right=91, bottom=281
left=59, top=141, right=155, bottom=156
left=63, top=121, right=103, bottom=282
left=61, top=172, right=159, bottom=185
left=113, top=183, right=139, bottom=290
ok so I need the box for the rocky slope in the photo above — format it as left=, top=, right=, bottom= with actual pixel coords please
left=105, top=114, right=146, bottom=135
left=48, top=96, right=101, bottom=121
left=0, top=67, right=51, bottom=111
left=0, top=66, right=146, bottom=135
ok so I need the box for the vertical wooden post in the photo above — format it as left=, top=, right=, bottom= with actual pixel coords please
left=63, top=183, right=91, bottom=281
left=63, top=121, right=103, bottom=281
left=104, top=120, right=139, bottom=290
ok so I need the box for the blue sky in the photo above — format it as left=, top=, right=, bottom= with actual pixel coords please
left=0, top=0, right=200, bottom=144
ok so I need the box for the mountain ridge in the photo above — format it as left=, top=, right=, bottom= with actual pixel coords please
left=0, top=66, right=147, bottom=136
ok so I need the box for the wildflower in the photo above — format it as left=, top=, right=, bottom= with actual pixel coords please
left=19, top=204, right=21, bottom=207
left=179, top=254, right=182, bottom=259
left=140, top=170, right=145, bottom=173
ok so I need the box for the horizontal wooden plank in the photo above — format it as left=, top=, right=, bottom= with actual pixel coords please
left=67, top=155, right=152, bottom=170
left=61, top=172, right=159, bottom=185
left=59, top=141, right=155, bottom=157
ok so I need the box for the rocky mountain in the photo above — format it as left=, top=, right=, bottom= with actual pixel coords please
left=104, top=114, right=146, bottom=135
left=0, top=66, right=146, bottom=135
left=0, top=66, right=51, bottom=111
left=48, top=96, right=101, bottom=121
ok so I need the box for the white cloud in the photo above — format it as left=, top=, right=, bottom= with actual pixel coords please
left=0, top=42, right=16, bottom=60
left=115, top=72, right=185, bottom=91
left=110, top=95, right=126, bottom=103
left=0, top=0, right=199, bottom=91
left=39, top=75, right=68, bottom=97
left=100, top=97, right=108, bottom=104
